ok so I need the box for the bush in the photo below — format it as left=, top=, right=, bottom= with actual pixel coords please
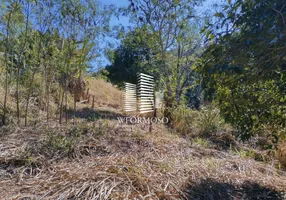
left=257, top=123, right=286, bottom=150
left=170, top=105, right=226, bottom=136
left=36, top=121, right=113, bottom=159
left=198, top=106, right=224, bottom=135
left=213, top=78, right=286, bottom=142
left=45, top=133, right=78, bottom=157
left=38, top=126, right=84, bottom=158
left=169, top=105, right=200, bottom=135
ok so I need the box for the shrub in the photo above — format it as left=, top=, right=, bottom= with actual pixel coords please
left=262, top=123, right=286, bottom=147
left=198, top=106, right=224, bottom=135
left=170, top=105, right=226, bottom=136
left=37, top=121, right=113, bottom=159
left=93, top=119, right=112, bottom=137
left=169, top=105, right=200, bottom=135
left=46, top=133, right=77, bottom=156
left=38, top=126, right=84, bottom=158
left=213, top=79, right=286, bottom=142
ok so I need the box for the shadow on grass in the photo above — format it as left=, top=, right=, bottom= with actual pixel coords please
left=184, top=178, right=283, bottom=200
left=67, top=107, right=124, bottom=121
left=191, top=131, right=238, bottom=151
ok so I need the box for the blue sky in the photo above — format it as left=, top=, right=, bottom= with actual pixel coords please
left=99, top=0, right=131, bottom=27
left=95, top=0, right=217, bottom=71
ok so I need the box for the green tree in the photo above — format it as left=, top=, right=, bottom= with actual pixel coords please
left=106, top=27, right=160, bottom=87
left=126, top=0, right=204, bottom=112
left=0, top=0, right=113, bottom=126
left=198, top=0, right=286, bottom=140
left=56, top=0, right=112, bottom=123
left=0, top=0, right=24, bottom=125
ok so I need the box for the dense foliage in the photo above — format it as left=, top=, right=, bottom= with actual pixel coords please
left=0, top=0, right=113, bottom=125
left=108, top=0, right=204, bottom=107
left=0, top=0, right=285, bottom=143
left=105, top=27, right=160, bottom=88
left=198, top=0, right=286, bottom=141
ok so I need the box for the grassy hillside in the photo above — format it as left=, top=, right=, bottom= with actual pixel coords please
left=86, top=77, right=123, bottom=110
left=0, top=78, right=285, bottom=199
left=0, top=0, right=285, bottom=198
left=0, top=75, right=123, bottom=125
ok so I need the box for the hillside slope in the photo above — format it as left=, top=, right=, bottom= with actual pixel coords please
left=0, top=78, right=285, bottom=200
left=85, top=77, right=123, bottom=110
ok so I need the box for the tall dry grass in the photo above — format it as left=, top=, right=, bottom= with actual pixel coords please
left=0, top=121, right=285, bottom=199
left=85, top=77, right=123, bottom=110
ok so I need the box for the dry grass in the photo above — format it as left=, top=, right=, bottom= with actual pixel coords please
left=0, top=75, right=62, bottom=125
left=85, top=77, right=123, bottom=110
left=278, top=142, right=286, bottom=169
left=0, top=120, right=285, bottom=200
left=0, top=78, right=285, bottom=199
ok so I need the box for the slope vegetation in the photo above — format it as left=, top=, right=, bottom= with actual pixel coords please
left=0, top=78, right=285, bottom=200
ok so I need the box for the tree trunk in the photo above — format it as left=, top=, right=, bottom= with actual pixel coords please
left=2, top=13, right=12, bottom=126
left=73, top=78, right=77, bottom=124
left=16, top=65, right=20, bottom=124
left=162, top=50, right=173, bottom=118
left=59, top=87, right=65, bottom=124
left=24, top=70, right=36, bottom=126
left=46, top=85, right=50, bottom=122
left=17, top=2, right=30, bottom=125
left=65, top=86, right=68, bottom=124
left=2, top=65, right=9, bottom=126
left=44, top=64, right=50, bottom=122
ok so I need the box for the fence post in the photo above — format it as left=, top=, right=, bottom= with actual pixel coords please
left=86, top=88, right=89, bottom=99
left=88, top=94, right=90, bottom=104
left=92, top=95, right=95, bottom=108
